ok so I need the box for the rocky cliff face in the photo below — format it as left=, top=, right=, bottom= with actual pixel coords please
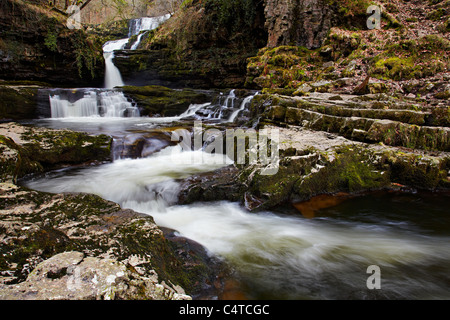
left=114, top=0, right=268, bottom=89
left=264, top=0, right=337, bottom=49
left=114, top=0, right=372, bottom=88
left=0, top=0, right=104, bottom=87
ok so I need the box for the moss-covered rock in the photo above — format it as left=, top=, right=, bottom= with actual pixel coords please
left=293, top=146, right=390, bottom=201
left=369, top=35, right=450, bottom=81
left=0, top=123, right=112, bottom=183
left=0, top=86, right=39, bottom=120
left=120, top=85, right=211, bottom=116
left=0, top=182, right=223, bottom=298
left=0, top=0, right=104, bottom=87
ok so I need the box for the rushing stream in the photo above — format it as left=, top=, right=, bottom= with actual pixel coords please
left=20, top=15, right=450, bottom=300
left=24, top=110, right=450, bottom=300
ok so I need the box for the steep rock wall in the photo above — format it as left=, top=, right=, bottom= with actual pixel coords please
left=264, top=0, right=337, bottom=49
left=0, top=0, right=104, bottom=87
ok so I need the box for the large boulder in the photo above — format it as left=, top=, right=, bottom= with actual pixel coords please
left=0, top=251, right=190, bottom=300
left=0, top=122, right=112, bottom=183
left=0, top=181, right=222, bottom=299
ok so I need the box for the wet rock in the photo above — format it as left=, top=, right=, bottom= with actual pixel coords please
left=0, top=251, right=191, bottom=300
left=120, top=85, right=211, bottom=117
left=0, top=85, right=39, bottom=120
left=0, top=123, right=112, bottom=182
left=0, top=182, right=223, bottom=298
left=112, top=131, right=176, bottom=159
left=177, top=122, right=450, bottom=211
left=178, top=166, right=244, bottom=205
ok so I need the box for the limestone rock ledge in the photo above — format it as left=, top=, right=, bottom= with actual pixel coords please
left=0, top=123, right=221, bottom=300
left=0, top=180, right=218, bottom=300
left=0, top=251, right=190, bottom=300
left=0, top=122, right=112, bottom=183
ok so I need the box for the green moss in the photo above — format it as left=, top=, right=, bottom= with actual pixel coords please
left=294, top=146, right=390, bottom=200
left=245, top=46, right=323, bottom=89
left=435, top=91, right=450, bottom=100
left=372, top=57, right=414, bottom=81
left=0, top=135, right=43, bottom=183
left=370, top=35, right=450, bottom=80
left=386, top=151, right=448, bottom=189
left=0, top=126, right=112, bottom=183
left=44, top=31, right=58, bottom=53
left=427, top=8, right=446, bottom=21
left=0, top=86, right=38, bottom=120
left=326, top=0, right=374, bottom=18
left=70, top=30, right=104, bottom=79
left=121, top=85, right=210, bottom=117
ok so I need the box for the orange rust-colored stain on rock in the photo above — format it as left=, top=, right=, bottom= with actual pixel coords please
left=219, top=279, right=249, bottom=300
left=293, top=193, right=350, bottom=218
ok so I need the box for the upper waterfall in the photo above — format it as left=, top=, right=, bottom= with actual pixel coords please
left=102, top=14, right=172, bottom=89
left=103, top=39, right=129, bottom=89
left=128, top=14, right=172, bottom=37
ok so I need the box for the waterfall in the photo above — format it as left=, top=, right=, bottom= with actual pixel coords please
left=130, top=33, right=146, bottom=50
left=49, top=89, right=139, bottom=118
left=103, top=14, right=172, bottom=89
left=228, top=93, right=257, bottom=122
left=179, top=103, right=212, bottom=118
left=184, top=90, right=256, bottom=121
left=25, top=145, right=450, bottom=300
left=103, top=39, right=129, bottom=89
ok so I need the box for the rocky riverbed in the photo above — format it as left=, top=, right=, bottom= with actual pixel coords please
left=1, top=0, right=449, bottom=301
left=0, top=122, right=226, bottom=300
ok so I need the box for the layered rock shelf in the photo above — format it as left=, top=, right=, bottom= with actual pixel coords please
left=178, top=92, right=450, bottom=212
left=0, top=123, right=224, bottom=300
left=253, top=92, right=450, bottom=152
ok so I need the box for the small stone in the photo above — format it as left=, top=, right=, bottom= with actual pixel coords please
left=323, top=61, right=334, bottom=69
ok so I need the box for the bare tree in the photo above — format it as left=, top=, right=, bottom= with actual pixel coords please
left=149, top=0, right=183, bottom=16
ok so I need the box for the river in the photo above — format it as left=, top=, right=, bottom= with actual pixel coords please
left=23, top=105, right=450, bottom=300
left=19, top=15, right=450, bottom=300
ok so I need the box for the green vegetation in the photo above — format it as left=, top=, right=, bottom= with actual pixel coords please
left=0, top=0, right=104, bottom=85
left=121, top=85, right=210, bottom=116
left=246, top=46, right=323, bottom=89
left=44, top=31, right=58, bottom=52
left=294, top=146, right=389, bottom=199
left=202, top=0, right=258, bottom=33
left=370, top=35, right=450, bottom=80
left=70, top=30, right=104, bottom=79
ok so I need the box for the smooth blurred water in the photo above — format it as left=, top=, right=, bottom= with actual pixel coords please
left=24, top=145, right=450, bottom=300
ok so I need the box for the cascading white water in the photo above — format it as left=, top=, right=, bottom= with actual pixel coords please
left=128, top=15, right=172, bottom=37
left=128, top=14, right=171, bottom=49
left=49, top=90, right=139, bottom=118
left=103, top=39, right=129, bottom=89
left=186, top=90, right=256, bottom=121
left=228, top=93, right=257, bottom=122
left=103, top=15, right=172, bottom=89
left=130, top=33, right=146, bottom=50
left=179, top=102, right=213, bottom=118
left=220, top=89, right=235, bottom=119
left=49, top=91, right=99, bottom=118
left=24, top=144, right=450, bottom=299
